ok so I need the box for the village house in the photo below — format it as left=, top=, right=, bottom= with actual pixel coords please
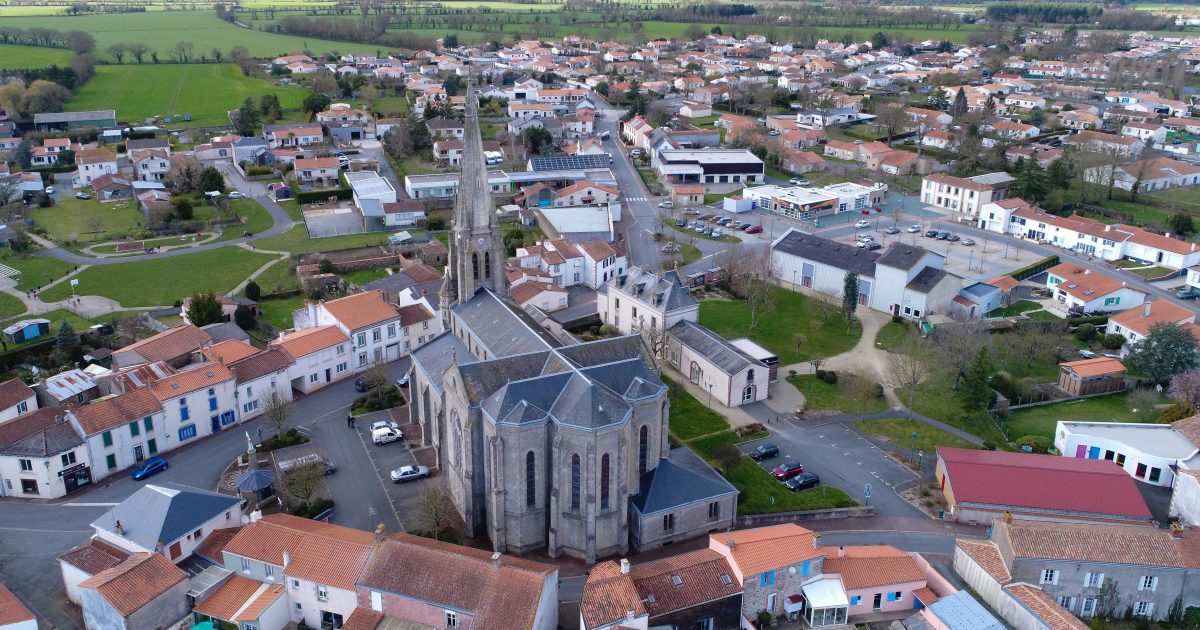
left=1107, top=299, right=1198, bottom=355
left=1044, top=262, right=1148, bottom=315
left=74, top=147, right=119, bottom=187
left=271, top=326, right=353, bottom=393
left=920, top=172, right=1013, bottom=219
left=0, top=406, right=89, bottom=499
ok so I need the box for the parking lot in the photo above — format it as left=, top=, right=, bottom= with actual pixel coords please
left=350, top=408, right=438, bottom=531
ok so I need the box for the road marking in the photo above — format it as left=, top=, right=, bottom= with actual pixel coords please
left=63, top=502, right=118, bottom=507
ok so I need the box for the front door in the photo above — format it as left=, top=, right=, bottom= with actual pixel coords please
left=133, top=444, right=144, bottom=463
left=767, top=593, right=777, bottom=615
left=386, top=344, right=400, bottom=361
left=211, top=416, right=221, bottom=434
left=168, top=541, right=181, bottom=560
left=873, top=593, right=883, bottom=611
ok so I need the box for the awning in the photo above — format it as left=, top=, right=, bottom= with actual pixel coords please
left=802, top=578, right=849, bottom=608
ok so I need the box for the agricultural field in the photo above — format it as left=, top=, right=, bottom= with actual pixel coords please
left=0, top=11, right=380, bottom=58
left=0, top=43, right=74, bottom=69
left=67, top=63, right=307, bottom=126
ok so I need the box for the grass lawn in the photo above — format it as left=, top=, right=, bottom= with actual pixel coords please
left=854, top=418, right=976, bottom=453
left=0, top=309, right=95, bottom=356
left=1124, top=265, right=1174, bottom=279
left=249, top=258, right=299, bottom=296
left=33, top=197, right=144, bottom=243
left=986, top=299, right=1043, bottom=317
left=253, top=226, right=390, bottom=254
left=90, top=234, right=213, bottom=254
left=1002, top=392, right=1155, bottom=441
left=679, top=243, right=701, bottom=265
left=876, top=320, right=913, bottom=350
left=699, top=288, right=860, bottom=365
left=909, top=373, right=1008, bottom=446
left=39, top=248, right=275, bottom=306
left=665, top=379, right=732, bottom=441
left=0, top=253, right=77, bottom=290
left=372, top=97, right=411, bottom=117
left=0, top=43, right=73, bottom=69
left=341, top=267, right=390, bottom=287
left=788, top=374, right=888, bottom=415
left=258, top=294, right=307, bottom=329
left=69, top=64, right=307, bottom=128
left=215, top=199, right=274, bottom=243
left=1024, top=310, right=1062, bottom=321
left=0, top=293, right=26, bottom=320
left=276, top=199, right=303, bottom=222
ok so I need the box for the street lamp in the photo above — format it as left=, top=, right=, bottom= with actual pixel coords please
left=910, top=431, right=918, bottom=465
left=707, top=383, right=714, bottom=409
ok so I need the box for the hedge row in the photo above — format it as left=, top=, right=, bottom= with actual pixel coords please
left=1008, top=254, right=1060, bottom=281
left=296, top=188, right=353, bottom=204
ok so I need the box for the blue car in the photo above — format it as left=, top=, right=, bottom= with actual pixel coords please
left=132, top=457, right=168, bottom=480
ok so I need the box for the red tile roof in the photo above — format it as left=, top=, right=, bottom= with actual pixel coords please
left=0, top=582, right=35, bottom=626
left=116, top=325, right=212, bottom=364
left=73, top=388, right=163, bottom=435
left=822, top=545, right=925, bottom=591
left=1004, top=584, right=1089, bottom=630
left=78, top=552, right=186, bottom=617
left=0, top=378, right=33, bottom=411
left=149, top=362, right=234, bottom=400
left=192, top=574, right=263, bottom=620
left=937, top=447, right=1152, bottom=520
left=955, top=540, right=1011, bottom=583
left=709, top=524, right=823, bottom=577
left=321, top=291, right=399, bottom=331
left=221, top=514, right=375, bottom=588
left=203, top=340, right=259, bottom=364
left=1110, top=299, right=1196, bottom=336
left=59, top=537, right=132, bottom=575
left=342, top=608, right=385, bottom=630
left=1058, top=357, right=1126, bottom=377
left=272, top=326, right=350, bottom=358
left=194, top=526, right=242, bottom=563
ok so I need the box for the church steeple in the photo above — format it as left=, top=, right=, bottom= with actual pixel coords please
left=440, top=73, right=508, bottom=325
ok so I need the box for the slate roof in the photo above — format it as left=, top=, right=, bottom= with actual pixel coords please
left=409, top=332, right=475, bottom=396
left=668, top=320, right=760, bottom=375
left=452, top=288, right=560, bottom=357
left=200, top=321, right=252, bottom=344
left=610, top=267, right=696, bottom=313
left=877, top=243, right=929, bottom=271
left=906, top=266, right=951, bottom=294
left=91, top=484, right=243, bottom=551
left=0, top=406, right=79, bottom=456
left=772, top=229, right=879, bottom=276
left=631, top=447, right=738, bottom=515
left=78, top=552, right=186, bottom=617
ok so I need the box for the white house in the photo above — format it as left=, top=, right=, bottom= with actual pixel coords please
left=666, top=320, right=769, bottom=408
left=89, top=484, right=243, bottom=563
left=70, top=388, right=169, bottom=484
left=294, top=157, right=341, bottom=183
left=74, top=148, right=119, bottom=187
left=1045, top=262, right=1148, bottom=314
left=597, top=267, right=699, bottom=335
left=271, top=326, right=353, bottom=394
left=1107, top=299, right=1197, bottom=354
left=130, top=149, right=170, bottom=183
left=291, top=291, right=419, bottom=368
left=0, top=379, right=37, bottom=424
left=1055, top=420, right=1197, bottom=488
left=920, top=172, right=1013, bottom=219
left=228, top=348, right=295, bottom=421
left=0, top=407, right=90, bottom=500
left=578, top=239, right=627, bottom=289
left=1121, top=122, right=1168, bottom=145
left=148, top=363, right=238, bottom=448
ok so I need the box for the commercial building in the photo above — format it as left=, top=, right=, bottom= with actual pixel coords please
left=652, top=149, right=764, bottom=191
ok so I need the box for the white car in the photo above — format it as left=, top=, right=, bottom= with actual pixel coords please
left=658, top=201, right=674, bottom=209
left=390, top=465, right=430, bottom=483
left=371, top=420, right=401, bottom=434
left=45, top=186, right=56, bottom=195
left=227, top=191, right=245, bottom=199
left=906, top=224, right=922, bottom=233
left=371, top=427, right=401, bottom=445
left=854, top=220, right=871, bottom=228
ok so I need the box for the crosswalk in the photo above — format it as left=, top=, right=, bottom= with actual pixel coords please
left=625, top=196, right=648, bottom=202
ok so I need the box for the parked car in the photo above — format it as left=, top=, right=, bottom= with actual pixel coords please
left=1079, top=349, right=1097, bottom=359
left=131, top=457, right=168, bottom=480
left=658, top=201, right=674, bottom=209
left=227, top=191, right=245, bottom=199
left=694, top=225, right=706, bottom=233
left=675, top=219, right=686, bottom=227
left=354, top=377, right=369, bottom=392
left=884, top=226, right=900, bottom=235
left=45, top=186, right=55, bottom=195
left=771, top=461, right=805, bottom=480
left=924, top=229, right=939, bottom=237
left=719, top=218, right=733, bottom=226
left=749, top=444, right=780, bottom=460
left=936, top=231, right=951, bottom=240
left=74, top=192, right=91, bottom=200
left=738, top=222, right=752, bottom=230
left=1176, top=288, right=1200, bottom=300
left=768, top=130, right=780, bottom=136
left=789, top=178, right=811, bottom=186
left=396, top=369, right=411, bottom=387
left=712, top=228, right=724, bottom=238
left=390, top=465, right=430, bottom=483
left=907, top=224, right=923, bottom=233
left=858, top=234, right=874, bottom=241
left=854, top=219, right=871, bottom=228
left=785, top=472, right=821, bottom=491
left=745, top=225, right=763, bottom=234
left=372, top=427, right=401, bottom=445
left=946, top=234, right=961, bottom=242
left=961, top=237, right=976, bottom=246
left=371, top=419, right=401, bottom=434
left=862, top=242, right=882, bottom=251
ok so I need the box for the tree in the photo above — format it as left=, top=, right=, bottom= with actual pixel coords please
left=956, top=348, right=993, bottom=412
left=949, top=88, right=968, bottom=118
left=55, top=321, right=80, bottom=359
left=235, top=97, right=260, bottom=137
left=127, top=42, right=151, bottom=64
left=302, top=92, right=332, bottom=117
left=263, top=391, right=292, bottom=438
left=1028, top=106, right=1045, bottom=127
left=842, top=375, right=881, bottom=422
left=199, top=166, right=226, bottom=194
left=713, top=442, right=743, bottom=473
left=383, top=123, right=412, bottom=159
left=55, top=149, right=75, bottom=167
left=443, top=34, right=459, bottom=49
left=730, top=250, right=777, bottom=330
left=172, top=40, right=194, bottom=63
left=413, top=484, right=456, bottom=541
left=1169, top=370, right=1200, bottom=410
left=407, top=112, right=431, bottom=151
left=889, top=336, right=929, bottom=412
left=933, top=319, right=989, bottom=389
left=258, top=93, right=282, bottom=122
left=166, top=154, right=202, bottom=194
left=1012, top=158, right=1050, bottom=202
left=244, top=280, right=262, bottom=302
left=281, top=460, right=327, bottom=511
left=171, top=196, right=193, bottom=221
left=875, top=103, right=908, bottom=145
left=1128, top=323, right=1199, bottom=383
left=1169, top=213, right=1195, bottom=236
left=106, top=43, right=127, bottom=64
left=187, top=292, right=225, bottom=327
left=13, top=138, right=32, bottom=169
left=1047, top=156, right=1073, bottom=189
left=842, top=272, right=858, bottom=321
left=233, top=304, right=256, bottom=330
left=870, top=31, right=890, bottom=50
left=525, top=127, right=554, bottom=155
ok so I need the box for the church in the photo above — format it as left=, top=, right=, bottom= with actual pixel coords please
left=410, top=85, right=737, bottom=562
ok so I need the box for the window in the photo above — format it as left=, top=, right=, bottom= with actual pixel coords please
left=129, top=421, right=139, bottom=437
left=147, top=439, right=157, bottom=454
left=180, top=400, right=189, bottom=421
left=600, top=453, right=610, bottom=510
left=20, top=479, right=37, bottom=494
left=243, top=400, right=259, bottom=413
left=1139, top=576, right=1157, bottom=591
left=801, top=560, right=810, bottom=576
left=1135, top=602, right=1153, bottom=617
left=317, top=584, right=328, bottom=601
left=1041, top=569, right=1059, bottom=585
left=664, top=513, right=675, bottom=531
left=526, top=451, right=536, bottom=507
left=892, top=592, right=903, bottom=602
left=850, top=596, right=861, bottom=605
left=265, top=565, right=275, bottom=580
left=16, top=401, right=27, bottom=414
left=742, top=385, right=755, bottom=402
left=102, top=431, right=113, bottom=447
left=708, top=501, right=720, bottom=520
left=1081, top=598, right=1097, bottom=617
left=445, top=611, right=458, bottom=628
left=18, top=458, right=32, bottom=472
left=61, top=452, right=76, bottom=467
left=758, top=570, right=774, bottom=587
left=241, top=557, right=251, bottom=573
left=357, top=333, right=366, bottom=346
left=292, top=579, right=300, bottom=589
left=1084, top=572, right=1104, bottom=588
left=337, top=344, right=345, bottom=355
left=359, top=353, right=367, bottom=367
left=370, top=590, right=383, bottom=611
left=1136, top=463, right=1148, bottom=478
left=387, top=324, right=396, bottom=338
left=373, top=328, right=382, bottom=342
left=179, top=424, right=197, bottom=441
left=1149, top=467, right=1162, bottom=483
left=639, top=425, right=649, bottom=475
left=143, top=417, right=153, bottom=432
left=1057, top=596, right=1075, bottom=611
left=106, top=454, right=117, bottom=470
left=570, top=453, right=581, bottom=510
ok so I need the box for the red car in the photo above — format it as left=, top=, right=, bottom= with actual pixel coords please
left=772, top=461, right=804, bottom=480
left=744, top=225, right=763, bottom=234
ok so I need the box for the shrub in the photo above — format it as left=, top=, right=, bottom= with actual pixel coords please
left=1158, top=401, right=1194, bottom=424
left=1075, top=323, right=1097, bottom=342
left=318, top=258, right=333, bottom=273
left=1016, top=435, right=1053, bottom=453
left=1101, top=333, right=1126, bottom=350
left=735, top=423, right=765, bottom=437
left=815, top=369, right=827, bottom=379
left=243, top=164, right=274, bottom=176
left=874, top=383, right=884, bottom=398
left=982, top=441, right=997, bottom=451
left=788, top=369, right=797, bottom=377
left=822, top=370, right=838, bottom=384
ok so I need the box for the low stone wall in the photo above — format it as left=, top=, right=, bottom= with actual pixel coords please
left=736, top=506, right=874, bottom=527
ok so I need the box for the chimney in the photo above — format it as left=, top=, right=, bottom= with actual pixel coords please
left=492, top=551, right=502, bottom=567
left=838, top=545, right=845, bottom=558
left=283, top=550, right=290, bottom=567
left=115, top=519, right=124, bottom=535
left=1144, top=301, right=1152, bottom=318
left=1083, top=269, right=1091, bottom=275
left=620, top=558, right=631, bottom=574
left=1105, top=224, right=1112, bottom=232
left=726, top=539, right=736, bottom=550
left=250, top=510, right=263, bottom=523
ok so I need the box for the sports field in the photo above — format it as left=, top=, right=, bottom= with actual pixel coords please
left=67, top=63, right=307, bottom=127
left=0, top=11, right=380, bottom=57
left=0, top=43, right=74, bottom=69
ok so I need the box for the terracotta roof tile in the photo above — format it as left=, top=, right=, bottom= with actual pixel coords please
left=272, top=325, right=350, bottom=358
left=709, top=524, right=823, bottom=577
left=192, top=574, right=263, bottom=620
left=512, top=281, right=566, bottom=304
left=396, top=303, right=434, bottom=326
left=321, top=291, right=399, bottom=331
left=581, top=561, right=645, bottom=628
left=0, top=378, right=34, bottom=410
left=1000, top=519, right=1190, bottom=567
left=73, top=389, right=163, bottom=435
left=913, top=586, right=939, bottom=605
left=1110, top=299, right=1195, bottom=336
left=1004, top=584, right=1088, bottom=630
left=630, top=549, right=741, bottom=619
left=285, top=536, right=372, bottom=590
left=228, top=348, right=294, bottom=383
left=58, top=537, right=132, bottom=575
left=342, top=608, right=385, bottom=630
left=1173, top=415, right=1200, bottom=447
left=78, top=552, right=186, bottom=617
left=150, top=363, right=234, bottom=401
left=116, top=325, right=212, bottom=364
left=236, top=583, right=285, bottom=622
left=194, top=526, right=242, bottom=563
left=1058, top=357, right=1125, bottom=377
left=822, top=545, right=925, bottom=590
left=222, top=513, right=376, bottom=572
left=955, top=540, right=1011, bottom=583
left=204, top=340, right=259, bottom=364
left=1047, top=262, right=1137, bottom=302
left=0, top=582, right=35, bottom=626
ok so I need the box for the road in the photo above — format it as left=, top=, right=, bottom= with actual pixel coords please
left=0, top=358, right=412, bottom=629
left=595, top=100, right=663, bottom=271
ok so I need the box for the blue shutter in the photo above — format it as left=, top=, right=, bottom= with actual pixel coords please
left=801, top=561, right=810, bottom=576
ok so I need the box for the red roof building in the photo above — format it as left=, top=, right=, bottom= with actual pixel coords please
left=935, top=447, right=1152, bottom=526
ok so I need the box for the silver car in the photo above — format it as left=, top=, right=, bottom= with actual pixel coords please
left=390, top=465, right=430, bottom=483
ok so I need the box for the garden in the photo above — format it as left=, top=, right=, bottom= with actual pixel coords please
left=699, top=286, right=861, bottom=365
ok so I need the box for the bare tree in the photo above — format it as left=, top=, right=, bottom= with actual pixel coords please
left=731, top=248, right=778, bottom=330
left=842, top=374, right=882, bottom=421
left=413, top=483, right=456, bottom=541
left=262, top=391, right=292, bottom=439
left=638, top=320, right=670, bottom=370
left=714, top=242, right=747, bottom=288
left=889, top=336, right=930, bottom=413
left=281, top=460, right=327, bottom=510
left=875, top=103, right=908, bottom=145
left=930, top=319, right=987, bottom=389
left=713, top=442, right=743, bottom=474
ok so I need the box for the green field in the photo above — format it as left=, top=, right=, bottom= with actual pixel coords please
left=0, top=293, right=26, bottom=320
left=215, top=199, right=275, bottom=243
left=854, top=418, right=976, bottom=453
left=33, top=197, right=145, bottom=244
left=0, top=11, right=380, bottom=58
left=1002, top=392, right=1155, bottom=441
left=788, top=374, right=888, bottom=415
left=0, top=43, right=74, bottom=69
left=39, top=248, right=275, bottom=306
left=699, top=289, right=860, bottom=366
left=250, top=258, right=300, bottom=296
left=0, top=253, right=77, bottom=291
left=253, top=226, right=391, bottom=255
left=258, top=293, right=306, bottom=329
left=68, top=64, right=307, bottom=127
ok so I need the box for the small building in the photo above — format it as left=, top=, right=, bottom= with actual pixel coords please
left=77, top=552, right=189, bottom=630
left=1056, top=357, right=1126, bottom=397
left=1055, top=415, right=1200, bottom=488
left=38, top=368, right=98, bottom=407
left=0, top=407, right=89, bottom=499
left=628, top=447, right=738, bottom=552
left=935, top=447, right=1153, bottom=526
left=33, top=110, right=117, bottom=132
left=729, top=338, right=779, bottom=383
left=89, top=483, right=244, bottom=563
left=666, top=321, right=769, bottom=408
left=3, top=319, right=49, bottom=344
